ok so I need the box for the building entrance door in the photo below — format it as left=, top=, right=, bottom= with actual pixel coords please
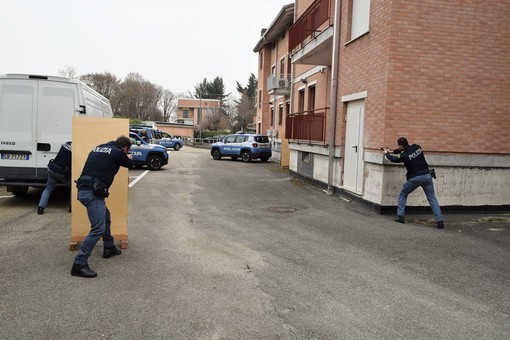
left=343, top=100, right=365, bottom=194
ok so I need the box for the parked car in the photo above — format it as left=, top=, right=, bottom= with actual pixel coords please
left=152, top=130, right=184, bottom=151
left=210, top=133, right=271, bottom=163
left=129, top=132, right=168, bottom=170
left=129, top=125, right=156, bottom=143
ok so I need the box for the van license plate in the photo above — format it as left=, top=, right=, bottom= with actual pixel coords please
left=1, top=153, right=29, bottom=160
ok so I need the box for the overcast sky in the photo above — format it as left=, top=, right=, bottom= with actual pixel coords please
left=0, top=0, right=292, bottom=96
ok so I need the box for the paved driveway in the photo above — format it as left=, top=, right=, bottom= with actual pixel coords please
left=0, top=147, right=509, bottom=339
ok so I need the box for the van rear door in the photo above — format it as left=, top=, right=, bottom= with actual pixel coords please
left=0, top=79, right=37, bottom=181
left=36, top=81, right=78, bottom=179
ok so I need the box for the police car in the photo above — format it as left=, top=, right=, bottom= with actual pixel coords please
left=129, top=132, right=168, bottom=170
left=210, top=133, right=271, bottom=162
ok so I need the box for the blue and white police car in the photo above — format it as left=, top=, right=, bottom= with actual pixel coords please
left=210, top=133, right=271, bottom=163
left=129, top=132, right=168, bottom=170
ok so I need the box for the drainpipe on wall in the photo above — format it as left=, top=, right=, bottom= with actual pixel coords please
left=273, top=41, right=278, bottom=152
left=327, top=0, right=342, bottom=194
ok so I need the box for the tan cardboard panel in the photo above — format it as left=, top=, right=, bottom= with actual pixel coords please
left=71, top=117, right=129, bottom=247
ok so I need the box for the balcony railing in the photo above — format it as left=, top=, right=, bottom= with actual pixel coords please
left=267, top=74, right=291, bottom=94
left=285, top=107, right=328, bottom=144
left=288, top=0, right=332, bottom=52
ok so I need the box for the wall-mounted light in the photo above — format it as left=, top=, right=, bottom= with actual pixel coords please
left=300, top=78, right=307, bottom=84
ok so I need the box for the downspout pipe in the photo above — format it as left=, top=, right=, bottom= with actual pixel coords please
left=327, top=0, right=342, bottom=194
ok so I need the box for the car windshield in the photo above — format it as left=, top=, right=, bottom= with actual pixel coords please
left=254, top=136, right=269, bottom=143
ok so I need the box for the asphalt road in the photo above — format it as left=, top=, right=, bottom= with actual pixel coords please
left=0, top=147, right=509, bottom=339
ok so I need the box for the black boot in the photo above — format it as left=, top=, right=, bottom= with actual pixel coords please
left=436, top=221, right=444, bottom=229
left=71, top=264, right=97, bottom=278
left=37, top=207, right=44, bottom=215
left=395, top=215, right=405, bottom=223
left=103, top=246, right=122, bottom=258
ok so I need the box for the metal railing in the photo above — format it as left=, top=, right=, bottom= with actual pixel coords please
left=285, top=107, right=328, bottom=144
left=288, top=0, right=332, bottom=52
left=266, top=74, right=292, bottom=92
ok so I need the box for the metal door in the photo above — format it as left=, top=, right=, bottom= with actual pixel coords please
left=343, top=100, right=364, bottom=194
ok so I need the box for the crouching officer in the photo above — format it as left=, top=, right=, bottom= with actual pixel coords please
left=382, top=137, right=444, bottom=229
left=37, top=141, right=72, bottom=215
left=71, top=136, right=133, bottom=278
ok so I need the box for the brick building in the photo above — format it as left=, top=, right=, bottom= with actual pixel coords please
left=175, top=98, right=221, bottom=127
left=256, top=0, right=510, bottom=210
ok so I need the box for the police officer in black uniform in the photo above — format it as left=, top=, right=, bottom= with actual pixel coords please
left=37, top=141, right=72, bottom=215
left=71, top=136, right=133, bottom=278
left=383, top=137, right=444, bottom=229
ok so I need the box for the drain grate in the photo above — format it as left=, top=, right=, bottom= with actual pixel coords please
left=265, top=206, right=297, bottom=213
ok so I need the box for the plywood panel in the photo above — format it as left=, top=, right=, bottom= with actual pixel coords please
left=71, top=117, right=129, bottom=249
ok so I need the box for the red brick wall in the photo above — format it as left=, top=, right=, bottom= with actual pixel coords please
left=337, top=0, right=392, bottom=149
left=337, top=0, right=510, bottom=154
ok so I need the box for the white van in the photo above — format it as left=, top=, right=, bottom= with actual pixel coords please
left=0, top=74, right=113, bottom=196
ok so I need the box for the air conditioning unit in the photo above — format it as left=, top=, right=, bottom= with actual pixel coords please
left=267, top=129, right=278, bottom=137
left=278, top=79, right=290, bottom=88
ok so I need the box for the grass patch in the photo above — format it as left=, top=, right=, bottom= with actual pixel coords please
left=290, top=178, right=306, bottom=187
left=407, top=218, right=436, bottom=225
left=479, top=217, right=510, bottom=223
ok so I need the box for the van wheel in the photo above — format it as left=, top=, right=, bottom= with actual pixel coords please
left=241, top=151, right=252, bottom=163
left=212, top=149, right=221, bottom=160
left=174, top=144, right=180, bottom=151
left=10, top=186, right=28, bottom=197
left=147, top=155, right=163, bottom=170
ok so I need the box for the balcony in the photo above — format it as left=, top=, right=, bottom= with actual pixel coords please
left=285, top=107, right=328, bottom=144
left=267, top=74, right=291, bottom=96
left=288, top=0, right=334, bottom=66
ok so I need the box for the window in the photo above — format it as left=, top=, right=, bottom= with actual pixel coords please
left=183, top=109, right=189, bottom=118
left=351, top=0, right=371, bottom=40
left=254, top=136, right=269, bottom=143
left=235, top=135, right=248, bottom=143
left=286, top=101, right=290, bottom=116
left=270, top=106, right=274, bottom=127
left=224, top=135, right=236, bottom=143
left=280, top=58, right=285, bottom=78
left=258, top=89, right=262, bottom=108
left=298, top=89, right=305, bottom=113
left=271, top=65, right=276, bottom=75
left=287, top=55, right=292, bottom=75
left=259, top=51, right=263, bottom=69
left=308, top=85, right=316, bottom=110
left=278, top=104, right=283, bottom=125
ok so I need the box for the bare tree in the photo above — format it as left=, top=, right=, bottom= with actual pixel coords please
left=80, top=72, right=120, bottom=100
left=58, top=65, right=78, bottom=79
left=235, top=90, right=256, bottom=131
left=160, top=89, right=177, bottom=122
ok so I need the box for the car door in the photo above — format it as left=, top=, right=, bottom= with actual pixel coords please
left=220, top=135, right=238, bottom=156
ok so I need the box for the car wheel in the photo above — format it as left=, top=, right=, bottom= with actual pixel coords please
left=241, top=151, right=251, bottom=163
left=10, top=186, right=28, bottom=197
left=231, top=157, right=238, bottom=161
left=260, top=156, right=269, bottom=162
left=147, top=155, right=163, bottom=170
left=212, top=149, right=221, bottom=160
left=174, top=144, right=180, bottom=151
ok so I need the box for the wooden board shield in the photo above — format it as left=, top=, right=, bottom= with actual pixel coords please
left=70, top=117, right=130, bottom=250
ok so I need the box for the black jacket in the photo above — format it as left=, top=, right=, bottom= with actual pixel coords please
left=80, top=141, right=133, bottom=187
left=48, top=142, right=72, bottom=174
left=385, top=144, right=429, bottom=180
